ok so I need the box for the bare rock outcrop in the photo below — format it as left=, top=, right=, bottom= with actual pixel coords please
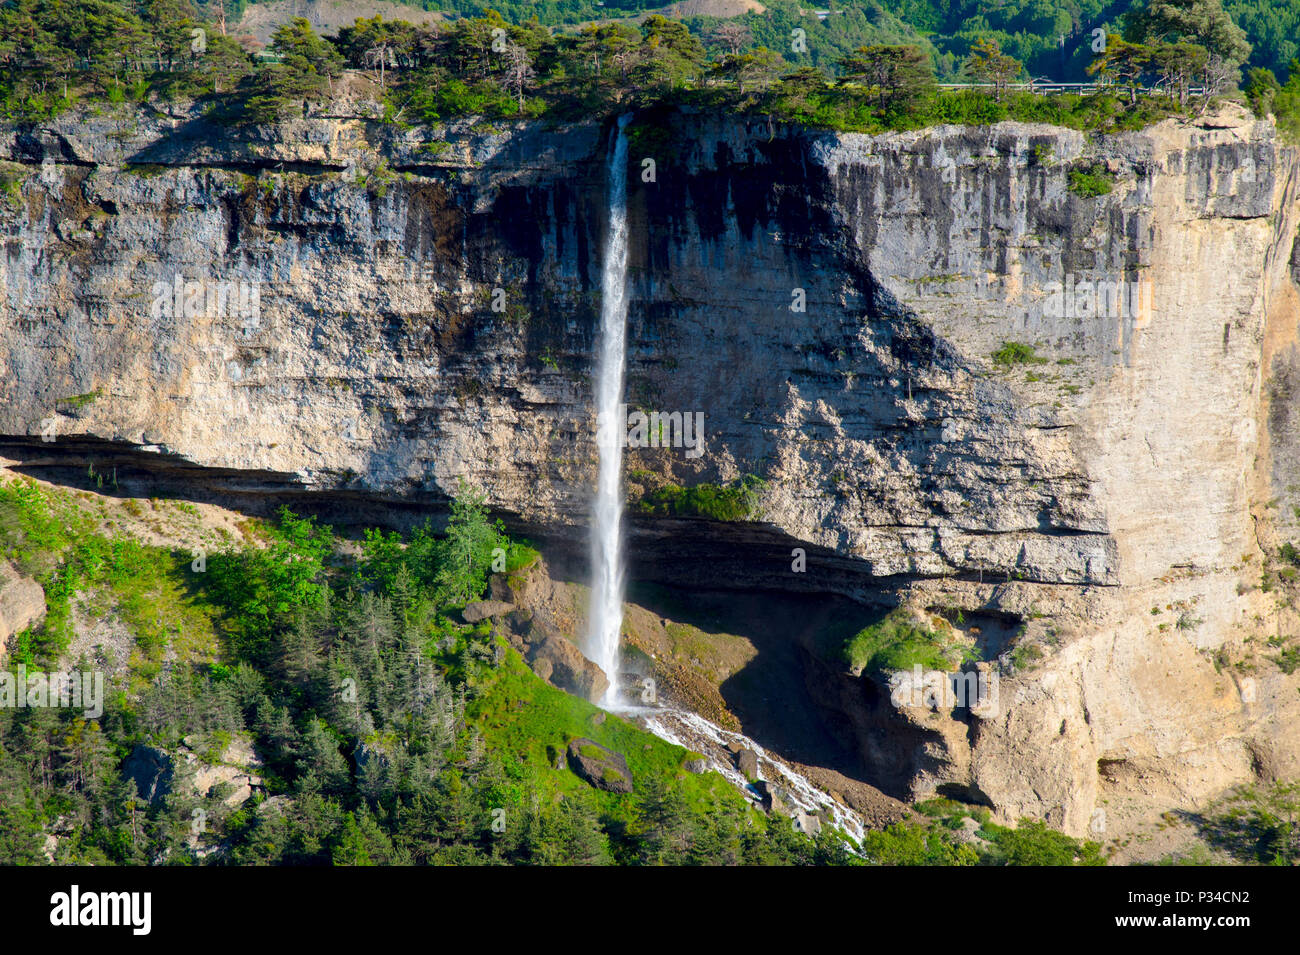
left=122, top=745, right=174, bottom=806
left=461, top=600, right=514, bottom=623
left=123, top=736, right=263, bottom=809
left=487, top=560, right=610, bottom=702
left=180, top=735, right=263, bottom=809
left=0, top=561, right=45, bottom=654
left=527, top=631, right=609, bottom=703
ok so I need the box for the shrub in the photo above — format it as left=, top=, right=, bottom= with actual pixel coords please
left=0, top=163, right=23, bottom=206
left=992, top=341, right=1047, bottom=367
left=979, top=819, right=1105, bottom=865
left=1067, top=163, right=1115, bottom=197
left=1273, top=645, right=1300, bottom=674
left=634, top=476, right=765, bottom=522
left=844, top=609, right=964, bottom=675
left=860, top=821, right=979, bottom=865
left=1196, top=782, right=1300, bottom=864
left=1010, top=643, right=1043, bottom=670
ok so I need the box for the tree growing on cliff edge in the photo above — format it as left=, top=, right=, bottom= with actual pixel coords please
left=628, top=14, right=707, bottom=98
left=965, top=38, right=1023, bottom=101
left=1244, top=63, right=1281, bottom=113
left=1124, top=0, right=1251, bottom=93
left=193, top=32, right=252, bottom=94
left=709, top=47, right=784, bottom=97
left=238, top=17, right=343, bottom=120
left=1260, top=60, right=1300, bottom=142
left=1087, top=35, right=1152, bottom=105
left=1152, top=41, right=1210, bottom=105
left=139, top=0, right=202, bottom=72
left=836, top=44, right=935, bottom=116
left=335, top=15, right=423, bottom=88
left=268, top=16, right=343, bottom=89
left=764, top=66, right=831, bottom=125
left=568, top=20, right=639, bottom=83
left=500, top=41, right=535, bottom=111
left=708, top=21, right=751, bottom=58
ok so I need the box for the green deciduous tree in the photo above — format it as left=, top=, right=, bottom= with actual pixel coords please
left=1244, top=64, right=1281, bottom=113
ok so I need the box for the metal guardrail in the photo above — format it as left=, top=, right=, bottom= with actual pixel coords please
left=936, top=80, right=1206, bottom=96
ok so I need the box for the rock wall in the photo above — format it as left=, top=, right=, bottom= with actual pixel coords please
left=3, top=99, right=1299, bottom=836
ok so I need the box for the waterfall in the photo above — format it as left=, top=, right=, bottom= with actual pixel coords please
left=578, top=121, right=863, bottom=844
left=586, top=114, right=632, bottom=705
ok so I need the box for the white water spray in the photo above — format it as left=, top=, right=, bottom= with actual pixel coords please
left=642, top=707, right=867, bottom=844
left=586, top=115, right=632, bottom=705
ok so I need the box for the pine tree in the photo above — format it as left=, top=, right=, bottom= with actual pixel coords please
left=436, top=480, right=506, bottom=606
left=837, top=45, right=935, bottom=115
left=553, top=794, right=611, bottom=865
left=630, top=776, right=696, bottom=864
left=966, top=37, right=1023, bottom=101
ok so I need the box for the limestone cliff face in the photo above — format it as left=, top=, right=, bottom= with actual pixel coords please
left=2, top=100, right=1299, bottom=838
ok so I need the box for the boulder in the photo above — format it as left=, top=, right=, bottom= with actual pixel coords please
left=754, top=780, right=792, bottom=816
left=684, top=757, right=710, bottom=774
left=531, top=656, right=554, bottom=683
left=123, top=745, right=174, bottom=806
left=792, top=810, right=822, bottom=837
left=462, top=600, right=514, bottom=624
left=566, top=738, right=634, bottom=794
left=735, top=747, right=759, bottom=782
left=528, top=632, right=609, bottom=703
left=0, top=561, right=45, bottom=655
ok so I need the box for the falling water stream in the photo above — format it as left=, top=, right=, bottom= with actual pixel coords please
left=585, top=114, right=632, bottom=705
left=582, top=116, right=864, bottom=844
